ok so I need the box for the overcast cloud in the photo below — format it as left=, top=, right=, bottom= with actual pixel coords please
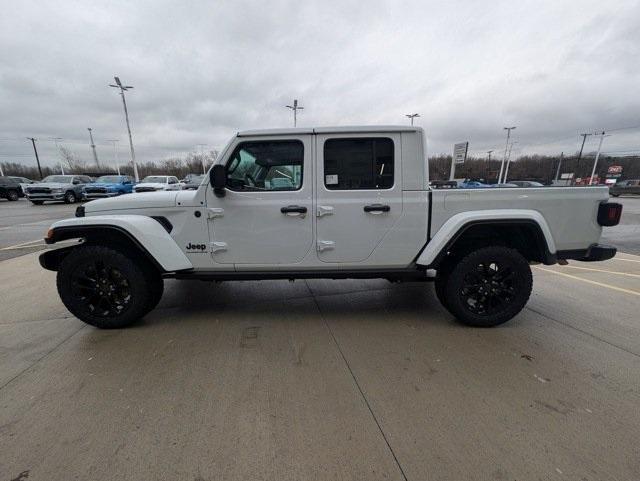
left=1, top=0, right=639, bottom=168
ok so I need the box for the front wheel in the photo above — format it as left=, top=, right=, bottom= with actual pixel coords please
left=64, top=191, right=77, bottom=204
left=442, top=246, right=533, bottom=327
left=57, top=245, right=157, bottom=328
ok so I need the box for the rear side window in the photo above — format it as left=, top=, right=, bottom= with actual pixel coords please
left=324, top=137, right=394, bottom=190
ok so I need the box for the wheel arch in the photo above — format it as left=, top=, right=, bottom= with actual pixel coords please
left=40, top=216, right=192, bottom=273
left=417, top=210, right=557, bottom=268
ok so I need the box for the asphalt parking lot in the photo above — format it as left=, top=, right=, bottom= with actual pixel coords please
left=1, top=196, right=639, bottom=480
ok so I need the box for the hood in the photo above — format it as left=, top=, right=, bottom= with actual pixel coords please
left=28, top=182, right=71, bottom=189
left=85, top=191, right=178, bottom=213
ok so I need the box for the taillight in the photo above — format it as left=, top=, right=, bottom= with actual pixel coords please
left=598, top=202, right=622, bottom=226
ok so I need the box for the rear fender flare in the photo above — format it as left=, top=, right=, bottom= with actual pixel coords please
left=417, top=209, right=556, bottom=267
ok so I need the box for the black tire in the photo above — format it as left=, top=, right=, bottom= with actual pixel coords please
left=143, top=270, right=164, bottom=314
left=31, top=200, right=44, bottom=205
left=7, top=190, right=19, bottom=201
left=434, top=257, right=454, bottom=311
left=444, top=246, right=533, bottom=327
left=57, top=245, right=155, bottom=328
left=611, top=194, right=620, bottom=197
left=64, top=191, right=77, bottom=204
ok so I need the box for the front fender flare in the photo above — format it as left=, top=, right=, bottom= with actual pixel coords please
left=45, top=215, right=192, bottom=272
left=417, top=209, right=556, bottom=267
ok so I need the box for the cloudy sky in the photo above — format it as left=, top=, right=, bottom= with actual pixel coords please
left=1, top=0, right=639, bottom=169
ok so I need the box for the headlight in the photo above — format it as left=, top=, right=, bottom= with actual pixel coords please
left=51, top=188, right=63, bottom=193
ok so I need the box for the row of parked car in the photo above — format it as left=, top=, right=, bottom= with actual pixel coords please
left=0, top=173, right=207, bottom=204
left=430, top=179, right=546, bottom=189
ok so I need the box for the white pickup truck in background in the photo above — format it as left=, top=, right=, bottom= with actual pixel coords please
left=40, top=126, right=622, bottom=329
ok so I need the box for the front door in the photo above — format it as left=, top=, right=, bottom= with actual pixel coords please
left=206, top=135, right=313, bottom=265
left=315, top=133, right=403, bottom=264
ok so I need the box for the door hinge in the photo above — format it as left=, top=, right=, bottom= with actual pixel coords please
left=317, top=240, right=335, bottom=252
left=210, top=241, right=228, bottom=254
left=207, top=208, right=224, bottom=219
left=317, top=205, right=334, bottom=217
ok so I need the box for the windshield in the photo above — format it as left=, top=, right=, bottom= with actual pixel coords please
left=96, top=176, right=123, bottom=183
left=141, top=176, right=166, bottom=183
left=42, top=175, right=73, bottom=183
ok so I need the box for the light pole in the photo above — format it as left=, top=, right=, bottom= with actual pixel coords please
left=106, top=139, right=121, bottom=175
left=589, top=131, right=609, bottom=185
left=109, top=76, right=140, bottom=182
left=503, top=141, right=518, bottom=183
left=26, top=137, right=43, bottom=179
left=49, top=137, right=64, bottom=174
left=485, top=150, right=494, bottom=182
left=405, top=113, right=420, bottom=125
left=574, top=132, right=592, bottom=184
left=285, top=99, right=304, bottom=127
left=498, top=126, right=516, bottom=183
left=87, top=128, right=100, bottom=168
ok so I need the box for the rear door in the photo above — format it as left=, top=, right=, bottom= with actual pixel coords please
left=315, top=133, right=403, bottom=264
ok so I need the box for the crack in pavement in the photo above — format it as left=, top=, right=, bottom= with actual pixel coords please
left=304, top=279, right=410, bottom=481
left=0, top=323, right=87, bottom=392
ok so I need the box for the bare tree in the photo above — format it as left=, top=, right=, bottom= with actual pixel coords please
left=59, top=146, right=87, bottom=173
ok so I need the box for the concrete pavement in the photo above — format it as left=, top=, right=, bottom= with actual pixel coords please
left=1, top=250, right=639, bottom=480
left=0, top=199, right=78, bottom=261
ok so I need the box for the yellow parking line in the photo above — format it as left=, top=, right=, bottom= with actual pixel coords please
left=534, top=266, right=640, bottom=297
left=612, top=256, right=640, bottom=264
left=618, top=251, right=640, bottom=259
left=563, top=265, right=640, bottom=278
left=0, top=239, right=44, bottom=251
left=0, top=244, right=46, bottom=251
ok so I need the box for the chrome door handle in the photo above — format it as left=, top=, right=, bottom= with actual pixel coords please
left=317, top=205, right=334, bottom=217
left=317, top=240, right=335, bottom=252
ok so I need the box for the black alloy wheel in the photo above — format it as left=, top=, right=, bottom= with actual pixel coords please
left=444, top=246, right=532, bottom=327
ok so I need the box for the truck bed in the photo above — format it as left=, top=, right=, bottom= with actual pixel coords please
left=430, top=186, right=610, bottom=252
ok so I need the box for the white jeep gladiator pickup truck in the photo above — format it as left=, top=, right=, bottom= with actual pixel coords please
left=40, top=126, right=622, bottom=329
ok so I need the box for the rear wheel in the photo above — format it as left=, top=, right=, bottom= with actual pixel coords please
left=64, top=191, right=77, bottom=204
left=7, top=190, right=19, bottom=201
left=442, top=246, right=532, bottom=327
left=57, top=245, right=155, bottom=328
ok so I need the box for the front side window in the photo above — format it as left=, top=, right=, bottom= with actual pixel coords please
left=324, top=137, right=394, bottom=190
left=225, top=140, right=303, bottom=191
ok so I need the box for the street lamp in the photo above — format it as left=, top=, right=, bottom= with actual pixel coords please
left=589, top=131, right=610, bottom=185
left=285, top=99, right=304, bottom=127
left=109, top=76, right=139, bottom=181
left=405, top=113, right=420, bottom=125
left=498, top=126, right=516, bottom=183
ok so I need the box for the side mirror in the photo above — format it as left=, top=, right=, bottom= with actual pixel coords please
left=210, top=164, right=227, bottom=197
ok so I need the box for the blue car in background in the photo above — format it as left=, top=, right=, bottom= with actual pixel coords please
left=82, top=175, right=135, bottom=200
